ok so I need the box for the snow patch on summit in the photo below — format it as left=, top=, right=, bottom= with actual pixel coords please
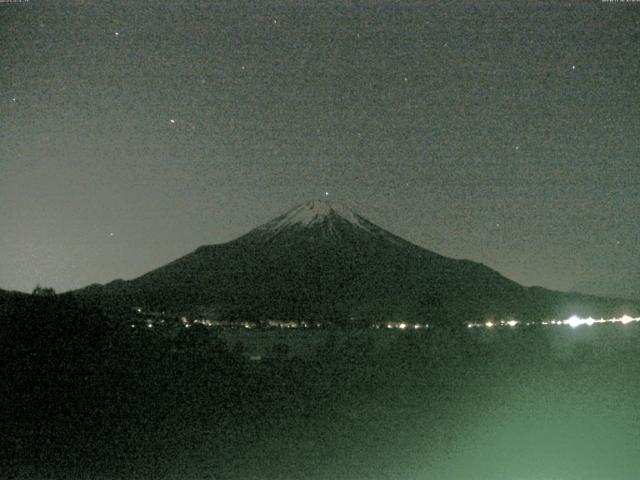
left=260, top=200, right=376, bottom=234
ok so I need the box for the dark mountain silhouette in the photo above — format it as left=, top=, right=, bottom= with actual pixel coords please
left=74, top=200, right=638, bottom=325
left=0, top=288, right=27, bottom=298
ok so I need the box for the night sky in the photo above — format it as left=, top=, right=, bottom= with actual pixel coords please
left=1, top=1, right=639, bottom=297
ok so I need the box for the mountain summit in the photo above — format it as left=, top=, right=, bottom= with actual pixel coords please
left=258, top=200, right=374, bottom=233
left=76, top=201, right=637, bottom=325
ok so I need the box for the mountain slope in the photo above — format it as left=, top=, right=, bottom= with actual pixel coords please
left=74, top=201, right=638, bottom=324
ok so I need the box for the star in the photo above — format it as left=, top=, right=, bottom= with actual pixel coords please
left=325, top=191, right=329, bottom=196
left=515, top=145, right=520, bottom=150
left=114, top=32, right=119, bottom=37
left=109, top=232, right=114, bottom=237
left=571, top=65, right=576, bottom=70
left=12, top=97, right=16, bottom=102
left=170, top=119, right=176, bottom=124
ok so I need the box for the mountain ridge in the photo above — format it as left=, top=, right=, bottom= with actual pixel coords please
left=74, top=200, right=639, bottom=324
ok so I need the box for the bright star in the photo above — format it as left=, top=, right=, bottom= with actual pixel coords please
left=170, top=119, right=176, bottom=124
left=115, top=32, right=119, bottom=37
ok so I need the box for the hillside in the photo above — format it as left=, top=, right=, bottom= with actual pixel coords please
left=74, top=201, right=638, bottom=324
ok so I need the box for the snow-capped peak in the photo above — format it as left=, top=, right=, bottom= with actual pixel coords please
left=259, top=200, right=376, bottom=234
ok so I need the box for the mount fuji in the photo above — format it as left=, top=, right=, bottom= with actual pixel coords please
left=75, top=200, right=637, bottom=325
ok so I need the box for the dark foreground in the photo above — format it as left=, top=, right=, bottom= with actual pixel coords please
left=2, top=296, right=640, bottom=479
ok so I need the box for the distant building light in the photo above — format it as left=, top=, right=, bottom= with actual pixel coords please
left=620, top=315, right=635, bottom=325
left=564, top=316, right=583, bottom=328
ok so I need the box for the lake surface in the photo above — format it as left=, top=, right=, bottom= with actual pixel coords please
left=156, top=324, right=640, bottom=479
left=7, top=322, right=640, bottom=480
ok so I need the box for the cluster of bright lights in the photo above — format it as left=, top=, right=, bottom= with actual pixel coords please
left=467, top=319, right=522, bottom=329
left=383, top=322, right=430, bottom=330
left=266, top=320, right=314, bottom=329
left=191, top=318, right=211, bottom=327
left=129, top=306, right=639, bottom=332
left=545, top=314, right=640, bottom=328
left=467, top=314, right=640, bottom=329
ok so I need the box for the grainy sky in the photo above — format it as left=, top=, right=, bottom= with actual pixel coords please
left=1, top=1, right=639, bottom=297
